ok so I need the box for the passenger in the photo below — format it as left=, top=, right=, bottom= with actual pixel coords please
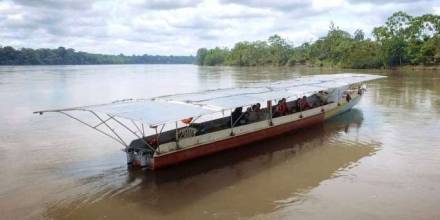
left=255, top=103, right=261, bottom=117
left=295, top=98, right=301, bottom=112
left=300, top=96, right=311, bottom=111
left=358, top=86, right=365, bottom=95
left=272, top=100, right=282, bottom=117
left=283, top=98, right=290, bottom=114
left=278, top=98, right=289, bottom=116
left=242, top=107, right=252, bottom=124
left=231, top=107, right=243, bottom=126
left=147, top=137, right=159, bottom=147
left=317, top=91, right=329, bottom=106
left=192, top=123, right=207, bottom=135
left=255, top=103, right=261, bottom=112
left=309, top=94, right=318, bottom=107
left=247, top=106, right=259, bottom=122
left=346, top=93, right=352, bottom=102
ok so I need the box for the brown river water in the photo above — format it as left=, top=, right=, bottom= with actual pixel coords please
left=0, top=65, right=439, bottom=220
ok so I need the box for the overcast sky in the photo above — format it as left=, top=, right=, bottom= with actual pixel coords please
left=0, top=0, right=439, bottom=55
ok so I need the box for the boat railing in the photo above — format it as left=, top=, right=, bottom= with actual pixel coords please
left=131, top=87, right=365, bottom=154
left=155, top=103, right=337, bottom=155
left=131, top=93, right=338, bottom=150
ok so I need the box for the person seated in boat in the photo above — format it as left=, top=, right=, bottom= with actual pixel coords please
left=294, top=98, right=301, bottom=112
left=253, top=103, right=261, bottom=112
left=346, top=93, right=352, bottom=102
left=247, top=104, right=261, bottom=122
left=191, top=123, right=207, bottom=135
left=316, top=91, right=329, bottom=106
left=241, top=107, right=252, bottom=124
left=255, top=103, right=262, bottom=116
left=299, top=96, right=311, bottom=111
left=358, top=85, right=365, bottom=95
left=231, top=107, right=243, bottom=126
left=272, top=100, right=281, bottom=117
left=147, top=137, right=159, bottom=148
left=250, top=105, right=256, bottom=112
left=308, top=94, right=319, bottom=107
left=282, top=98, right=290, bottom=114
left=275, top=98, right=289, bottom=116
left=246, top=106, right=255, bottom=122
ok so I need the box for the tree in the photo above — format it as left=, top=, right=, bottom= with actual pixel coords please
left=195, top=11, right=440, bottom=68
left=288, top=42, right=311, bottom=65
left=373, top=11, right=413, bottom=66
left=354, top=29, right=365, bottom=41
left=0, top=46, right=195, bottom=65
left=202, top=47, right=229, bottom=66
left=196, top=48, right=208, bottom=65
left=268, top=35, right=292, bottom=65
left=419, top=35, right=440, bottom=65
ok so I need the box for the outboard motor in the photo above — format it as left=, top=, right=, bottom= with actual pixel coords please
left=125, top=147, right=135, bottom=165
left=130, top=148, right=152, bottom=168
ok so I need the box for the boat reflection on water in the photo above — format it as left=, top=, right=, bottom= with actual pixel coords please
left=46, top=108, right=381, bottom=220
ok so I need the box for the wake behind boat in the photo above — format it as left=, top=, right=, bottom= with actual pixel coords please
left=34, top=73, right=386, bottom=170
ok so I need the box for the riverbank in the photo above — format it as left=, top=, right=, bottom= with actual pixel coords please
left=0, top=46, right=195, bottom=65
left=394, top=65, right=440, bottom=71
left=295, top=63, right=440, bottom=71
left=197, top=63, right=440, bottom=72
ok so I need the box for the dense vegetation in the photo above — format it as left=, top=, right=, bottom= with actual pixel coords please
left=196, top=11, right=440, bottom=68
left=0, top=46, right=195, bottom=65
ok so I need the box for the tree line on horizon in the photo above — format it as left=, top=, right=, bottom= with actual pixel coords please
left=196, top=11, right=440, bottom=69
left=0, top=46, right=195, bottom=65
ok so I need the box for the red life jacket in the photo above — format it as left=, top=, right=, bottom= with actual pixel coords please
left=278, top=102, right=288, bottom=114
left=300, top=99, right=310, bottom=110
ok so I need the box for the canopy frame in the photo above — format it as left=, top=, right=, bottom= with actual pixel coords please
left=34, top=73, right=386, bottom=149
left=41, top=109, right=156, bottom=151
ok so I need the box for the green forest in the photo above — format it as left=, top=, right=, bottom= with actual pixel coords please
left=196, top=11, right=440, bottom=69
left=0, top=46, right=195, bottom=65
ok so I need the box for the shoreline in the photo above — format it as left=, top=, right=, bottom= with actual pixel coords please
left=196, top=64, right=440, bottom=71
left=1, top=63, right=438, bottom=72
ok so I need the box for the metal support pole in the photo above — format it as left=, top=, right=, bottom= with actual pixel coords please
left=232, top=111, right=246, bottom=127
left=267, top=100, right=273, bottom=126
left=230, top=109, right=234, bottom=136
left=93, top=116, right=113, bottom=128
left=159, top=124, right=165, bottom=135
left=338, top=88, right=341, bottom=106
left=110, top=116, right=155, bottom=151
left=175, top=121, right=180, bottom=148
left=130, top=120, right=143, bottom=137
left=59, top=111, right=127, bottom=147
left=88, top=111, right=128, bottom=148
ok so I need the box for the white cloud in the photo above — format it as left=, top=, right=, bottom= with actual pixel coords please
left=311, top=0, right=345, bottom=10
left=0, top=0, right=438, bottom=55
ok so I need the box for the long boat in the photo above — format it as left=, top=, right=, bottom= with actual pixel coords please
left=34, top=73, right=386, bottom=170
